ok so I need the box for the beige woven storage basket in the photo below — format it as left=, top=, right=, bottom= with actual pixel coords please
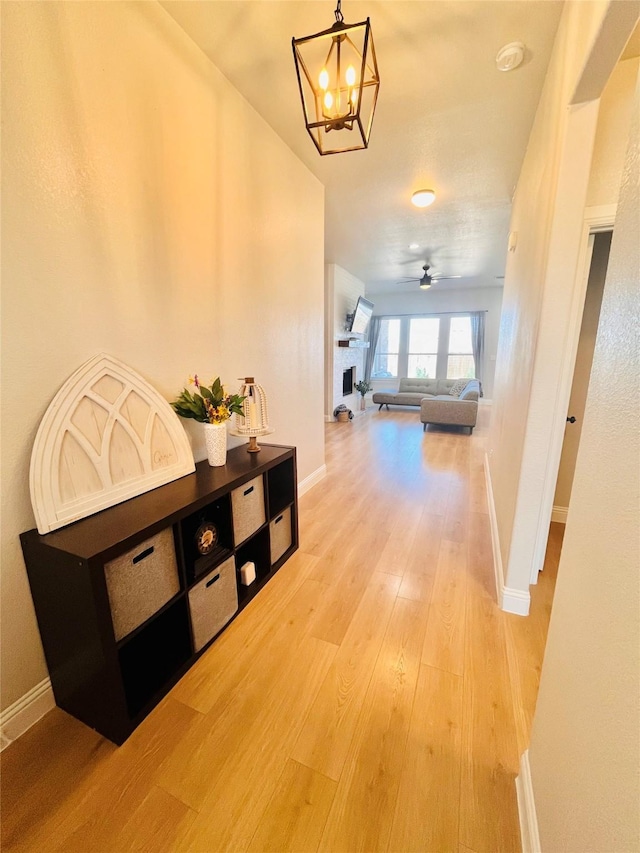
left=231, top=475, right=265, bottom=545
left=188, top=556, right=238, bottom=652
left=104, top=528, right=179, bottom=641
left=270, top=507, right=292, bottom=565
left=337, top=412, right=349, bottom=422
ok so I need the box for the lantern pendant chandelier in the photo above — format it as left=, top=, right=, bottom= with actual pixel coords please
left=292, top=0, right=380, bottom=156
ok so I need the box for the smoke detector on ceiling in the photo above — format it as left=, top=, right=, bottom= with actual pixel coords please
left=496, top=42, right=526, bottom=72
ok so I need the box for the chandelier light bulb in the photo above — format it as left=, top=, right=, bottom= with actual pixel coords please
left=346, top=65, right=356, bottom=86
left=324, top=91, right=334, bottom=111
left=411, top=189, right=436, bottom=208
left=319, top=68, right=330, bottom=90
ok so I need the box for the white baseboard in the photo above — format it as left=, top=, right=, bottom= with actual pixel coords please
left=502, top=586, right=531, bottom=616
left=298, top=464, right=327, bottom=497
left=324, top=414, right=333, bottom=423
left=484, top=452, right=503, bottom=604
left=484, top=453, right=531, bottom=616
left=0, top=677, right=55, bottom=750
left=516, top=750, right=542, bottom=853
left=551, top=505, right=568, bottom=524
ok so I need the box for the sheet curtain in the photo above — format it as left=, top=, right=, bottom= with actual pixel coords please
left=469, top=311, right=485, bottom=392
left=364, top=316, right=382, bottom=384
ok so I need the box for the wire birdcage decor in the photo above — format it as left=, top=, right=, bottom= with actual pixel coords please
left=292, top=0, right=380, bottom=156
left=234, top=377, right=271, bottom=453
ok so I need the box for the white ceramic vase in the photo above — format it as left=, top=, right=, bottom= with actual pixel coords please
left=203, top=422, right=227, bottom=467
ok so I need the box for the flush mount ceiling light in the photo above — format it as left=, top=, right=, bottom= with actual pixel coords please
left=411, top=189, right=436, bottom=208
left=408, top=243, right=420, bottom=249
left=292, top=0, right=380, bottom=156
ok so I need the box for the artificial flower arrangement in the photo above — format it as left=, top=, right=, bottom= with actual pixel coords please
left=171, top=375, right=245, bottom=425
left=354, top=379, right=372, bottom=397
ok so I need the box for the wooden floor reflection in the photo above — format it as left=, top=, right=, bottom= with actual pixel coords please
left=2, top=406, right=561, bottom=853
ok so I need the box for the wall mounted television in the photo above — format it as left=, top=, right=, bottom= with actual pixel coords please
left=347, top=296, right=374, bottom=335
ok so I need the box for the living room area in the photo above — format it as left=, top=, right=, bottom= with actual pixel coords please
left=325, top=260, right=503, bottom=432
left=2, top=3, right=638, bottom=852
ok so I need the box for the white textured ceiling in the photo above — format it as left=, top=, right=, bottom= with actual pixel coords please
left=161, top=1, right=563, bottom=294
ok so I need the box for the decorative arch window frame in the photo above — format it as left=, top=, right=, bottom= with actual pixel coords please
left=30, top=353, right=195, bottom=534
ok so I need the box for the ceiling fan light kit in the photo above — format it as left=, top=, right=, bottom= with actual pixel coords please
left=397, top=264, right=462, bottom=290
left=411, top=189, right=436, bottom=208
left=291, top=0, right=380, bottom=156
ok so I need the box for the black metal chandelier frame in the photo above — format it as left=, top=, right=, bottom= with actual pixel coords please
left=292, top=0, right=380, bottom=156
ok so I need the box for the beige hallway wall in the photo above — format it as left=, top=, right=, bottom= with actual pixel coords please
left=528, top=65, right=640, bottom=852
left=487, top=1, right=639, bottom=607
left=487, top=0, right=609, bottom=592
left=553, top=55, right=639, bottom=510
left=1, top=2, right=324, bottom=713
left=587, top=56, right=640, bottom=207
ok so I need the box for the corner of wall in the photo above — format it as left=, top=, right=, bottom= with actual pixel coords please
left=484, top=451, right=531, bottom=616
left=298, top=463, right=327, bottom=496
left=325, top=265, right=336, bottom=419
left=502, top=586, right=531, bottom=617
left=327, top=264, right=367, bottom=415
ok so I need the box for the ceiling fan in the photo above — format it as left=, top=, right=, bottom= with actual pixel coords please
left=397, top=264, right=462, bottom=290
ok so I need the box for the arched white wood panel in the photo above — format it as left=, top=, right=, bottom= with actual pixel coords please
left=30, top=354, right=195, bottom=533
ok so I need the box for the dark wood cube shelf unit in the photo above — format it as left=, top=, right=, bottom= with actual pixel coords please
left=21, top=444, right=298, bottom=744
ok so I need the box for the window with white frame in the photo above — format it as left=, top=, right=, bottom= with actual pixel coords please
left=408, top=317, right=439, bottom=378
left=372, top=313, right=481, bottom=381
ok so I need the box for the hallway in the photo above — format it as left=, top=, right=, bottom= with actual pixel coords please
left=1, top=407, right=559, bottom=852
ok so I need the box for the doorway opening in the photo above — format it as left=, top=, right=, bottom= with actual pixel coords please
left=552, top=230, right=612, bottom=523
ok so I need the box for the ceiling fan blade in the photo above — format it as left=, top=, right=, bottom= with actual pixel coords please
left=397, top=277, right=421, bottom=283
left=431, top=275, right=462, bottom=281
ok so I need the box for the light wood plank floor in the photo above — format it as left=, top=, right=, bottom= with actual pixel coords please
left=1, top=407, right=561, bottom=853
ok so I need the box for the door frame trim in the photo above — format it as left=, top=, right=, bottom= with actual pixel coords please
left=530, top=204, right=616, bottom=583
